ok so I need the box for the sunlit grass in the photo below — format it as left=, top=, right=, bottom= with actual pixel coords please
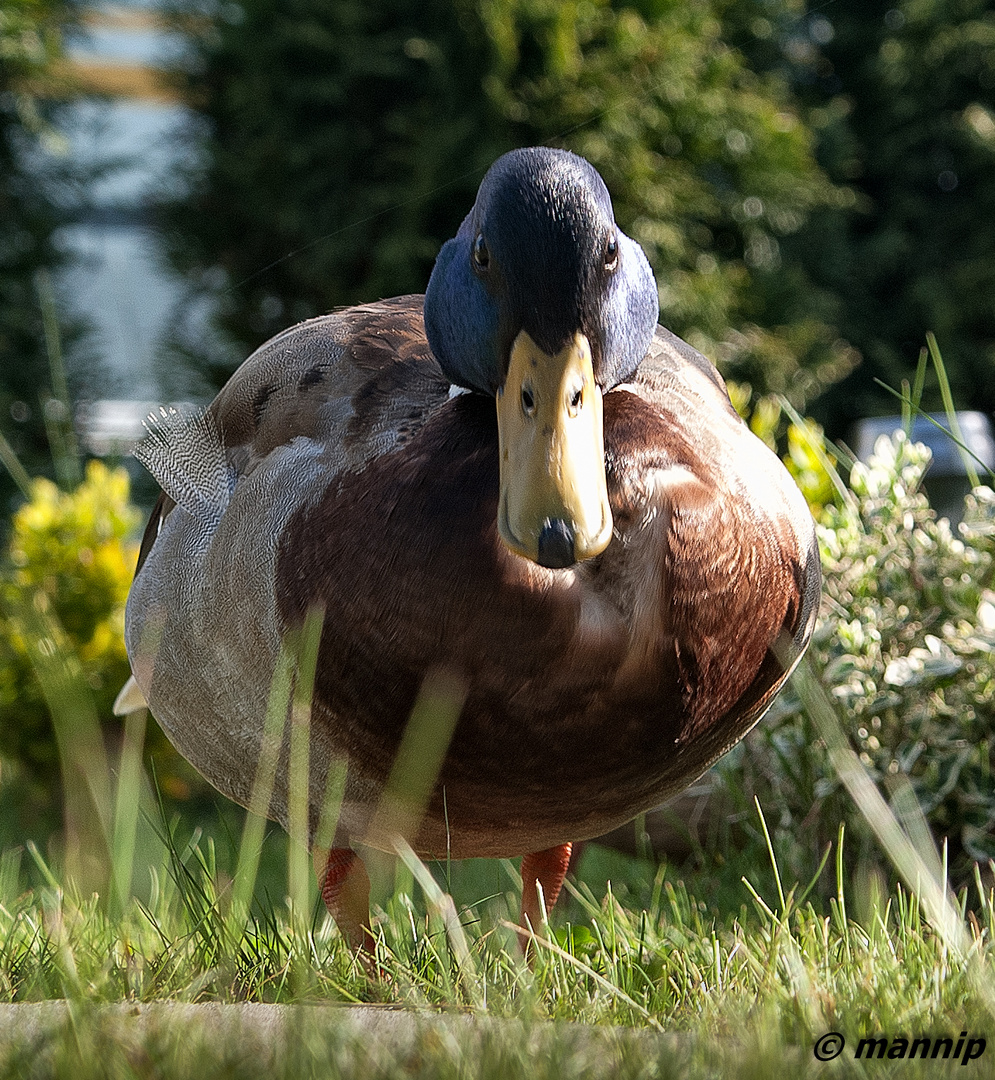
left=1, top=640, right=995, bottom=1076
left=1, top=795, right=995, bottom=1076
left=2, top=623, right=994, bottom=1077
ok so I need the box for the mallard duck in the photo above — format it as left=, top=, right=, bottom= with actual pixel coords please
left=120, top=147, right=819, bottom=950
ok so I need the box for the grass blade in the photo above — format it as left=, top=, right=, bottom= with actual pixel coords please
left=926, top=331, right=980, bottom=488
left=499, top=919, right=665, bottom=1032
left=778, top=395, right=859, bottom=518
left=754, top=798, right=786, bottom=916
left=395, top=836, right=481, bottom=1009
left=786, top=651, right=969, bottom=958
left=34, top=269, right=81, bottom=491
left=229, top=640, right=295, bottom=934
left=0, top=428, right=33, bottom=498
left=369, top=667, right=467, bottom=848
left=287, top=604, right=324, bottom=924
left=16, top=594, right=112, bottom=892
left=873, top=377, right=995, bottom=484
left=110, top=709, right=148, bottom=919
left=907, top=346, right=928, bottom=437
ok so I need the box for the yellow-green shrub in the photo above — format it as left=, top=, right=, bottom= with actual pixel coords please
left=0, top=462, right=138, bottom=783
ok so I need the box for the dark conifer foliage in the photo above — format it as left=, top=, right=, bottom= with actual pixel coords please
left=161, top=0, right=507, bottom=389
left=161, top=0, right=851, bottom=407
left=783, top=0, right=995, bottom=430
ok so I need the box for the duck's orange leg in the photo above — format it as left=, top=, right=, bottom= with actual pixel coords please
left=519, top=842, right=572, bottom=949
left=314, top=847, right=374, bottom=952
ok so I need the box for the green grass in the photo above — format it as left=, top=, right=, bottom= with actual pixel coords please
left=1, top=747, right=995, bottom=1077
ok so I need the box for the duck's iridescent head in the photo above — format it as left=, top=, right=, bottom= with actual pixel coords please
left=424, top=147, right=659, bottom=569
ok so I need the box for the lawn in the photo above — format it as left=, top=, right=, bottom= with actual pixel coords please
left=0, top=789, right=993, bottom=1078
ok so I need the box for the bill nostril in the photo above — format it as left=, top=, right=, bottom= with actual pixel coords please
left=536, top=519, right=576, bottom=569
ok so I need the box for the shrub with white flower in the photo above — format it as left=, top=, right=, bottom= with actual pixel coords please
left=726, top=431, right=995, bottom=887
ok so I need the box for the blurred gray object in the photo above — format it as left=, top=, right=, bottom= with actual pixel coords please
left=852, top=412, right=995, bottom=524
left=77, top=400, right=194, bottom=457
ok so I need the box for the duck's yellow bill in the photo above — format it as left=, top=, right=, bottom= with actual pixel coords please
left=496, top=330, right=613, bottom=568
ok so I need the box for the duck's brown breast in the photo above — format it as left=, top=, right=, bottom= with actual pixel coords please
left=275, top=360, right=817, bottom=858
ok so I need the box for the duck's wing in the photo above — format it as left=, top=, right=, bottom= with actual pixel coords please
left=638, top=325, right=820, bottom=647
left=134, top=296, right=449, bottom=577
left=209, top=296, right=448, bottom=473
left=124, top=297, right=452, bottom=817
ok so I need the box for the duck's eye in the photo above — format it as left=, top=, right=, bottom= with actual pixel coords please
left=521, top=386, right=535, bottom=416
left=473, top=234, right=490, bottom=272
left=569, top=386, right=583, bottom=415
left=604, top=235, right=619, bottom=273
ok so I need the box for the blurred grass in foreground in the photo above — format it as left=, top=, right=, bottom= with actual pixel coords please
left=0, top=788, right=994, bottom=1077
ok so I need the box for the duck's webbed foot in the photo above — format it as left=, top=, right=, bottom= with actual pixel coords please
left=315, top=847, right=374, bottom=953
left=518, top=842, right=573, bottom=954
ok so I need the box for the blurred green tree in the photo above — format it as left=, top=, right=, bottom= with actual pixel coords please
left=0, top=0, right=78, bottom=515
left=161, top=0, right=505, bottom=390
left=776, top=0, right=995, bottom=432
left=161, top=0, right=854, bottom=407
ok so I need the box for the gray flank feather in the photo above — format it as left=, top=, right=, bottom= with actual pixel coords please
left=134, top=405, right=230, bottom=527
